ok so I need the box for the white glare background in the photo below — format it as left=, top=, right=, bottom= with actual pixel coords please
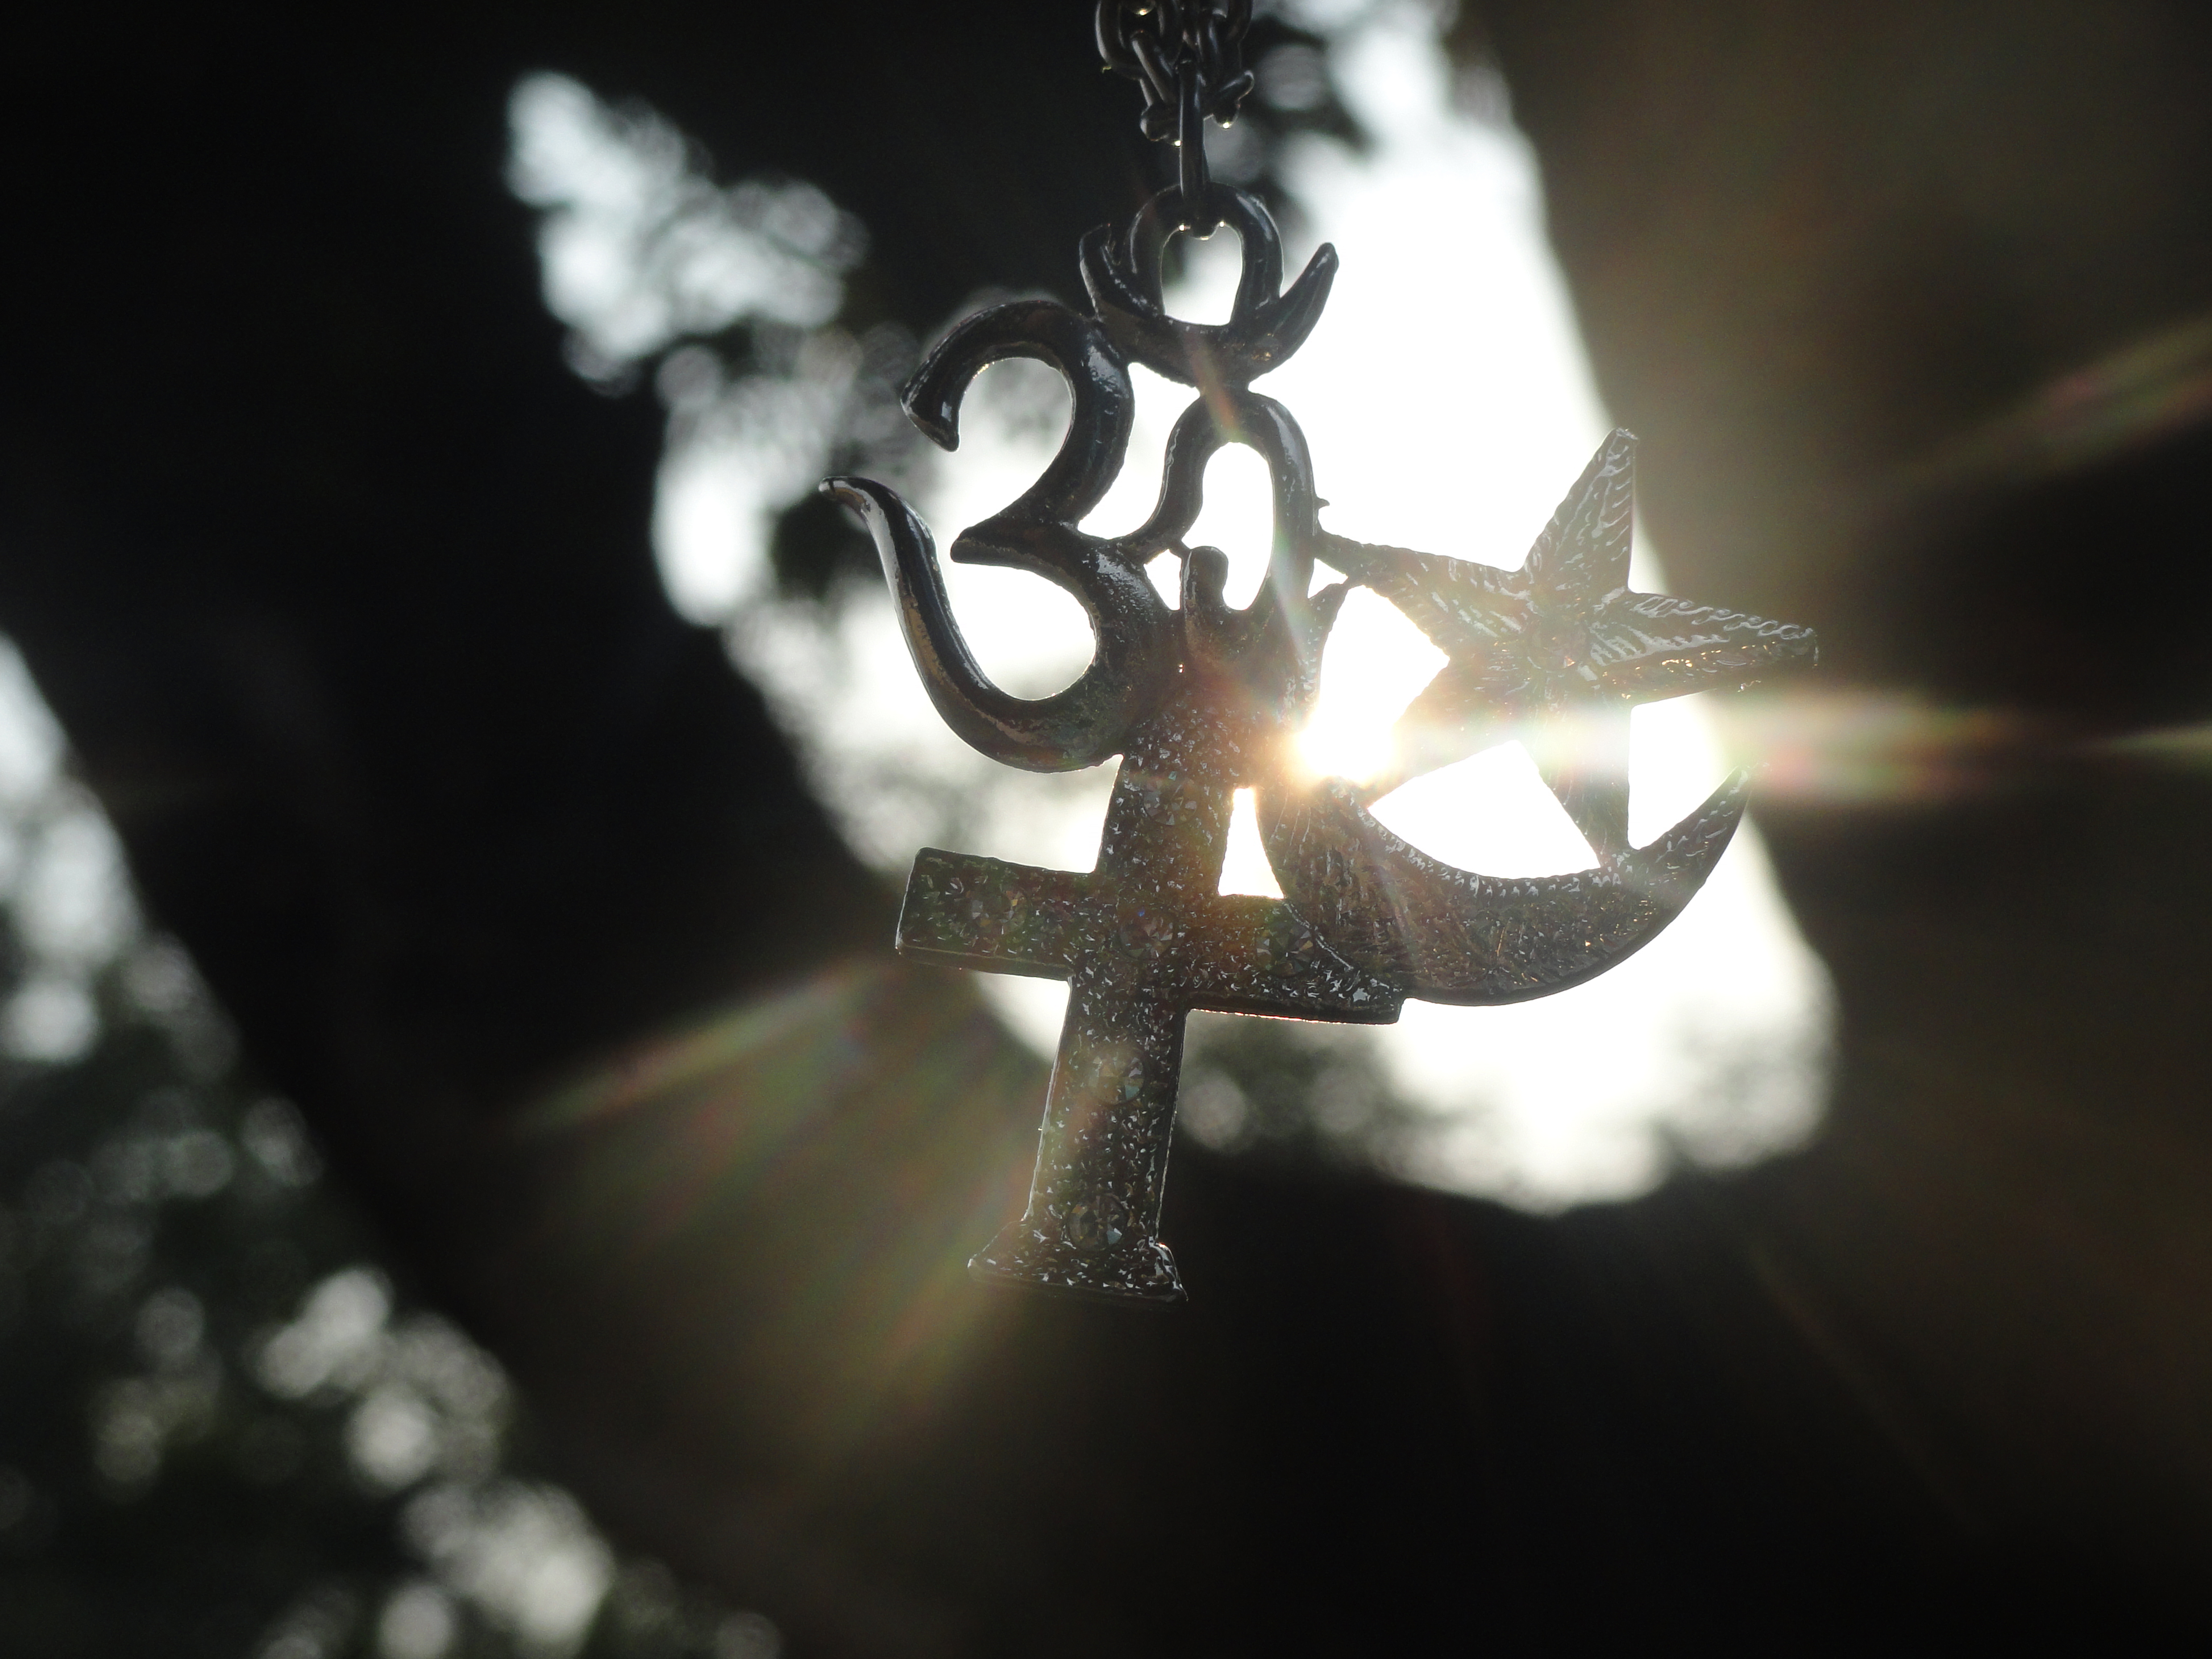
left=510, top=2, right=1834, bottom=1208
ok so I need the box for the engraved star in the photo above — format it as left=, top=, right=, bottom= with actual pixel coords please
left=1319, top=429, right=1817, bottom=862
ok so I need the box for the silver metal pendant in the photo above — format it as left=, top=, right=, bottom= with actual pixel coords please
left=826, top=10, right=1815, bottom=1304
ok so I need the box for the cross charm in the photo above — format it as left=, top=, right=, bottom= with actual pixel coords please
left=828, top=177, right=1814, bottom=1304
left=897, top=685, right=1404, bottom=1302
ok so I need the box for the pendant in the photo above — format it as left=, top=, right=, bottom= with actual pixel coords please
left=825, top=8, right=1816, bottom=1305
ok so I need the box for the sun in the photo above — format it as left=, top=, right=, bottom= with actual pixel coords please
left=1294, top=585, right=1446, bottom=786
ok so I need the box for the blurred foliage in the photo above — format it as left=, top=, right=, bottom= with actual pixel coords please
left=0, top=660, right=776, bottom=1659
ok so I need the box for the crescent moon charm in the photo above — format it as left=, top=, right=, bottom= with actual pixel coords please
left=1254, top=427, right=1809, bottom=1005
left=1256, top=770, right=1748, bottom=1005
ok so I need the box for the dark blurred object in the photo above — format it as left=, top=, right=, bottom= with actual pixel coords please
left=1, top=1, right=2211, bottom=1654
left=1480, top=0, right=2212, bottom=1584
left=768, top=492, right=883, bottom=605
left=0, top=836, right=766, bottom=1653
left=1479, top=0, right=2212, bottom=719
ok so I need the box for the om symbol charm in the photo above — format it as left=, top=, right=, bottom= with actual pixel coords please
left=827, top=18, right=1815, bottom=1303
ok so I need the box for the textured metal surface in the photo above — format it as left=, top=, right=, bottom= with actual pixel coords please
left=1096, top=0, right=1256, bottom=154
left=825, top=168, right=1816, bottom=1304
left=1082, top=183, right=1339, bottom=389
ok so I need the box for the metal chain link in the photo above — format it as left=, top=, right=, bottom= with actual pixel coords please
left=1095, top=0, right=1255, bottom=232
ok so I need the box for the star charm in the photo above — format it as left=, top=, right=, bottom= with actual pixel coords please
left=1319, top=429, right=1817, bottom=861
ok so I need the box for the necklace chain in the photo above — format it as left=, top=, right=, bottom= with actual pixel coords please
left=1095, top=0, right=1255, bottom=232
